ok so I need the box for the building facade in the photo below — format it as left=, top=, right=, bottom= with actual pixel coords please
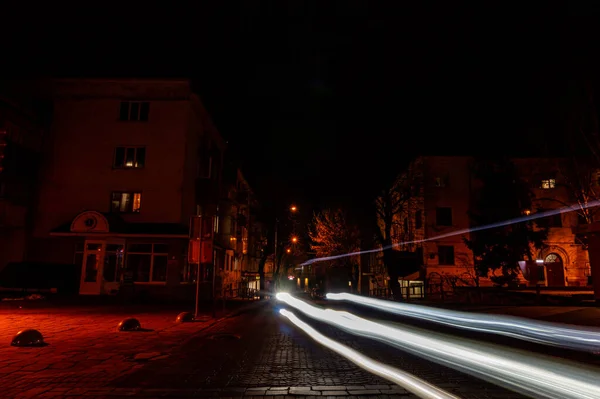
left=0, top=85, right=46, bottom=271
left=29, top=78, right=226, bottom=296
left=215, top=166, right=266, bottom=296
left=377, top=156, right=590, bottom=291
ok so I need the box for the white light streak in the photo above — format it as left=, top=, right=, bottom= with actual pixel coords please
left=279, top=309, right=460, bottom=399
left=326, top=293, right=600, bottom=353
left=277, top=293, right=600, bottom=399
left=300, top=200, right=600, bottom=266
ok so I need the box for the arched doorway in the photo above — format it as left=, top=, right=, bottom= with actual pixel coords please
left=544, top=253, right=566, bottom=287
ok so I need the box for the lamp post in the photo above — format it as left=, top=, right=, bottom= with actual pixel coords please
left=273, top=205, right=299, bottom=292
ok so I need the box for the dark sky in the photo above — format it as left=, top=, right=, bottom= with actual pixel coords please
left=5, top=2, right=600, bottom=214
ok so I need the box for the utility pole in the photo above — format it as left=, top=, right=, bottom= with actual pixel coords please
left=273, top=219, right=278, bottom=292
left=193, top=213, right=203, bottom=319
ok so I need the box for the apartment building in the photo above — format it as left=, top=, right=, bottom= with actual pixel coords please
left=29, top=78, right=226, bottom=296
left=383, top=156, right=589, bottom=289
left=216, top=164, right=266, bottom=296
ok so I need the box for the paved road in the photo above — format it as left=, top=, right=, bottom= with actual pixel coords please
left=320, top=299, right=600, bottom=368
left=114, top=301, right=525, bottom=399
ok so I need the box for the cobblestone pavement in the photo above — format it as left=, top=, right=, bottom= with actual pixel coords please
left=113, top=302, right=526, bottom=399
left=0, top=301, right=260, bottom=399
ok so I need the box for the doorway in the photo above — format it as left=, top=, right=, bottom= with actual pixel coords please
left=80, top=241, right=105, bottom=294
left=79, top=240, right=125, bottom=295
left=544, top=253, right=566, bottom=287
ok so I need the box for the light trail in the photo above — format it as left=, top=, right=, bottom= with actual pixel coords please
left=300, top=199, right=600, bottom=266
left=277, top=293, right=600, bottom=399
left=326, top=293, right=600, bottom=353
left=279, top=309, right=460, bottom=399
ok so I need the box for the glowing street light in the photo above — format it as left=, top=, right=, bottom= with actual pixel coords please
left=286, top=248, right=291, bottom=254
left=291, top=236, right=298, bottom=243
left=290, top=205, right=297, bottom=212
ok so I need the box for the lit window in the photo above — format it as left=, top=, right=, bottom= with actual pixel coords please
left=125, top=243, right=168, bottom=282
left=114, top=147, right=146, bottom=168
left=111, top=192, right=142, bottom=213
left=119, top=101, right=150, bottom=121
left=541, top=179, right=556, bottom=189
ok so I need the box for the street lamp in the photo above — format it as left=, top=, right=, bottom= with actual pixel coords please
left=290, top=205, right=297, bottom=212
left=291, top=236, right=298, bottom=244
left=286, top=248, right=291, bottom=254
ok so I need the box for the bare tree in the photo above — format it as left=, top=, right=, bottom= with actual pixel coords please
left=539, top=83, right=600, bottom=229
left=374, top=160, right=422, bottom=299
left=309, top=209, right=360, bottom=291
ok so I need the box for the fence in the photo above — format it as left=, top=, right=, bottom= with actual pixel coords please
left=369, top=283, right=425, bottom=300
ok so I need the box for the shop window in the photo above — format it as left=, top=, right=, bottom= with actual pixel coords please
left=126, top=243, right=169, bottom=282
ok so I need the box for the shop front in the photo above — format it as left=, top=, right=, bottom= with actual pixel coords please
left=49, top=211, right=189, bottom=296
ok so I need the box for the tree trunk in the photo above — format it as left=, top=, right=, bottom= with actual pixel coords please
left=382, top=242, right=402, bottom=300
left=273, top=251, right=285, bottom=292
left=257, top=251, right=268, bottom=299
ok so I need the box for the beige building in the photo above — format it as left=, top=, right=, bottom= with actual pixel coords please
left=378, top=156, right=590, bottom=291
left=29, top=78, right=226, bottom=297
left=216, top=166, right=265, bottom=296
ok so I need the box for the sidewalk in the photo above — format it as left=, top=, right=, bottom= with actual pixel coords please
left=0, top=298, right=264, bottom=398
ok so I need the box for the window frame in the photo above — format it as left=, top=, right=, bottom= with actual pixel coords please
left=540, top=178, right=556, bottom=189
left=437, top=245, right=455, bottom=265
left=119, top=101, right=150, bottom=122
left=435, top=207, right=453, bottom=226
left=110, top=191, right=142, bottom=213
left=126, top=243, right=169, bottom=283
left=113, top=146, right=146, bottom=169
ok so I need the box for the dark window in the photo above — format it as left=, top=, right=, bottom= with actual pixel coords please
left=119, top=101, right=150, bottom=121
left=537, top=209, right=562, bottom=228
left=114, top=147, right=145, bottom=168
left=403, top=217, right=409, bottom=232
left=140, top=102, right=150, bottom=121
left=436, top=207, right=452, bottom=226
left=438, top=245, right=455, bottom=265
left=111, top=192, right=142, bottom=213
left=119, top=102, right=129, bottom=121
left=416, top=247, right=424, bottom=263
left=551, top=213, right=563, bottom=228
left=415, top=210, right=422, bottom=229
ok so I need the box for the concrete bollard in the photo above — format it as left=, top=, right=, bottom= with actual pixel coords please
left=11, top=329, right=45, bottom=347
left=175, top=312, right=194, bottom=323
left=117, top=318, right=141, bottom=331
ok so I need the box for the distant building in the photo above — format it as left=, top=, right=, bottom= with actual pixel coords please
left=376, top=156, right=590, bottom=294
left=0, top=84, right=46, bottom=271
left=29, top=78, right=226, bottom=297
left=216, top=164, right=266, bottom=297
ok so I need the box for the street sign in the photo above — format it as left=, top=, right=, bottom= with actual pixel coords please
left=188, top=239, right=200, bottom=264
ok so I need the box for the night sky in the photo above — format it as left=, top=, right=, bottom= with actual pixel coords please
left=5, top=2, right=600, bottom=214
